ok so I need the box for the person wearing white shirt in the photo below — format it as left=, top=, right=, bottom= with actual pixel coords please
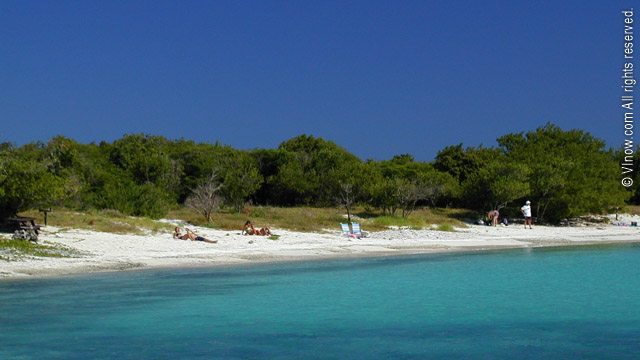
left=521, top=200, right=533, bottom=229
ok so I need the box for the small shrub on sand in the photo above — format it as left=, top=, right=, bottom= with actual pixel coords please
left=0, top=239, right=83, bottom=261
left=436, top=223, right=455, bottom=232
left=371, top=216, right=426, bottom=229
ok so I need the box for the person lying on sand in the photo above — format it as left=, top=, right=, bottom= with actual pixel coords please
left=259, top=227, right=272, bottom=236
left=242, top=221, right=271, bottom=236
left=173, top=227, right=218, bottom=243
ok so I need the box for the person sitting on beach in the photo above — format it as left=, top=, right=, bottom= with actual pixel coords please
left=487, top=209, right=499, bottom=227
left=173, top=227, right=217, bottom=243
left=242, top=221, right=257, bottom=235
left=173, top=226, right=187, bottom=239
left=242, top=221, right=272, bottom=236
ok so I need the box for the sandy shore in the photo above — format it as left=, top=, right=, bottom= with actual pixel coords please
left=2, top=217, right=639, bottom=279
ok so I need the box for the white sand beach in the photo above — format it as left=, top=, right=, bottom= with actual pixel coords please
left=2, top=216, right=639, bottom=279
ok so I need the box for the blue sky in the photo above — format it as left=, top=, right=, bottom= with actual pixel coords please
left=0, top=1, right=632, bottom=160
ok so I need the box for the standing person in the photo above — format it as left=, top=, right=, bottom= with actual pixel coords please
left=521, top=200, right=533, bottom=229
left=487, top=209, right=499, bottom=226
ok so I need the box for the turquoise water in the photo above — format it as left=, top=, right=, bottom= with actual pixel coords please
left=1, top=245, right=639, bottom=359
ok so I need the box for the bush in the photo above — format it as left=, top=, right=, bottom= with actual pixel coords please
left=436, top=224, right=455, bottom=232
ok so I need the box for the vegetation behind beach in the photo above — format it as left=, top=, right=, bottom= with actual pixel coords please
left=0, top=123, right=635, bottom=226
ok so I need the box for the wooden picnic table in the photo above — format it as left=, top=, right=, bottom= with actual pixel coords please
left=3, top=216, right=41, bottom=242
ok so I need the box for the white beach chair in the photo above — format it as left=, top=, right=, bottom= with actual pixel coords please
left=340, top=223, right=351, bottom=237
left=351, top=223, right=368, bottom=238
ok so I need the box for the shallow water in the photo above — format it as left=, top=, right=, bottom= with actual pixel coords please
left=1, top=244, right=639, bottom=359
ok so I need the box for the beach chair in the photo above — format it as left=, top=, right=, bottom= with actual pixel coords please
left=351, top=223, right=368, bottom=238
left=340, top=223, right=351, bottom=237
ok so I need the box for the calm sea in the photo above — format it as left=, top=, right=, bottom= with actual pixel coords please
left=1, top=244, right=639, bottom=359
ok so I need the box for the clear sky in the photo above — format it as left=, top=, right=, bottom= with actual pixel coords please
left=0, top=1, right=633, bottom=160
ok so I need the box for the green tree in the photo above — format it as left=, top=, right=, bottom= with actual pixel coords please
left=367, top=176, right=404, bottom=216
left=249, top=148, right=283, bottom=205
left=168, top=140, right=228, bottom=203
left=462, top=160, right=531, bottom=211
left=0, top=148, right=65, bottom=217
left=110, top=134, right=180, bottom=196
left=415, top=168, right=460, bottom=207
left=215, top=152, right=263, bottom=212
left=498, top=124, right=628, bottom=222
left=331, top=161, right=372, bottom=222
left=269, top=135, right=362, bottom=205
left=367, top=155, right=460, bottom=215
left=434, top=144, right=500, bottom=184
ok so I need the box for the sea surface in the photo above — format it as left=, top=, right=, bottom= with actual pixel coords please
left=1, top=244, right=639, bottom=359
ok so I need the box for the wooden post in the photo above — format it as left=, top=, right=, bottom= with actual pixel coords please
left=39, top=208, right=51, bottom=226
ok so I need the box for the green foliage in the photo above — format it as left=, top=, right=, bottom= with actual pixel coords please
left=110, top=134, right=180, bottom=193
left=169, top=141, right=235, bottom=202
left=215, top=151, right=263, bottom=212
left=365, top=157, right=459, bottom=216
left=371, top=214, right=425, bottom=229
left=269, top=135, right=362, bottom=205
left=73, top=145, right=173, bottom=218
left=434, top=144, right=468, bottom=182
left=45, top=136, right=80, bottom=175
left=249, top=149, right=281, bottom=204
left=0, top=124, right=628, bottom=223
left=87, top=177, right=171, bottom=219
left=436, top=223, right=455, bottom=232
left=434, top=144, right=501, bottom=183
left=0, top=147, right=65, bottom=217
left=0, top=239, right=83, bottom=261
left=497, top=124, right=628, bottom=222
left=367, top=176, right=403, bottom=215
left=462, top=160, right=530, bottom=211
left=134, top=183, right=174, bottom=219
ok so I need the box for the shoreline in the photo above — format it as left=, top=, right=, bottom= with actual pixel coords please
left=2, top=220, right=640, bottom=280
left=119, top=240, right=640, bottom=273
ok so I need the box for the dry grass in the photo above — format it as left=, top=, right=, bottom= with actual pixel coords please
left=14, top=206, right=469, bottom=237
left=167, top=206, right=346, bottom=232
left=19, top=208, right=174, bottom=235
left=623, top=205, right=640, bottom=216
left=168, top=206, right=468, bottom=233
left=361, top=208, right=468, bottom=231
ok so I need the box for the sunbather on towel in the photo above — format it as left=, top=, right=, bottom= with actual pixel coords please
left=243, top=221, right=271, bottom=236
left=258, top=226, right=272, bottom=236
left=242, top=221, right=257, bottom=235
left=173, top=227, right=217, bottom=243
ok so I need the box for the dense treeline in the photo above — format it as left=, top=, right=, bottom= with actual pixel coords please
left=0, top=124, right=634, bottom=223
